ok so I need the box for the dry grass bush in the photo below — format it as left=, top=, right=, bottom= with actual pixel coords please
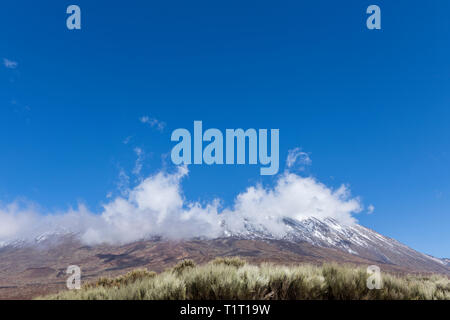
left=210, top=257, right=246, bottom=268
left=171, top=259, right=196, bottom=276
left=84, top=269, right=156, bottom=289
left=41, top=259, right=450, bottom=300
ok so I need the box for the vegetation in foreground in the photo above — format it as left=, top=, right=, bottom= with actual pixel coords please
left=42, top=258, right=450, bottom=300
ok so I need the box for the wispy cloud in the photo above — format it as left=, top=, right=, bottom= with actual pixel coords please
left=367, top=204, right=375, bottom=214
left=140, top=116, right=166, bottom=132
left=132, top=147, right=145, bottom=176
left=3, top=58, right=18, bottom=69
left=116, top=168, right=130, bottom=197
left=11, top=99, right=31, bottom=113
left=286, top=148, right=312, bottom=170
left=123, top=136, right=133, bottom=145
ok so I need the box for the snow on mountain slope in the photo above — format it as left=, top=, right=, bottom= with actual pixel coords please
left=0, top=231, right=74, bottom=249
left=443, top=259, right=450, bottom=267
left=225, top=216, right=449, bottom=274
left=1, top=216, right=448, bottom=274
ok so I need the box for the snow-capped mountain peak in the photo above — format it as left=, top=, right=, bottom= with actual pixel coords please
left=224, top=216, right=449, bottom=273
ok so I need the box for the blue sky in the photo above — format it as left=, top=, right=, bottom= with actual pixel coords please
left=1, top=1, right=449, bottom=257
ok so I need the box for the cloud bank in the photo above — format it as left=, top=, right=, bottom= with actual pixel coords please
left=0, top=166, right=363, bottom=246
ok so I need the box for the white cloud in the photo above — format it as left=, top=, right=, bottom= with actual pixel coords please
left=0, top=166, right=363, bottom=246
left=367, top=204, right=375, bottom=214
left=286, top=148, right=311, bottom=170
left=140, top=116, right=166, bottom=132
left=116, top=168, right=130, bottom=196
left=123, top=136, right=132, bottom=145
left=0, top=201, right=98, bottom=243
left=3, top=58, right=18, bottom=69
left=132, top=147, right=144, bottom=176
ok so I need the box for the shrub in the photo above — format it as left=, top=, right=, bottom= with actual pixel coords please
left=40, top=259, right=450, bottom=300
left=210, top=257, right=246, bottom=268
left=84, top=269, right=156, bottom=289
left=172, top=259, right=196, bottom=276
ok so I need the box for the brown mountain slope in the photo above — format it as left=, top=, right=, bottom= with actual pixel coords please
left=0, top=236, right=444, bottom=300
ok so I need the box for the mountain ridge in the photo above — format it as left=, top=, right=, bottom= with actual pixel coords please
left=0, top=216, right=448, bottom=299
left=1, top=216, right=448, bottom=271
left=223, top=216, right=448, bottom=271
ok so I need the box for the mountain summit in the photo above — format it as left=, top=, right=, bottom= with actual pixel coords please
left=224, top=216, right=448, bottom=273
